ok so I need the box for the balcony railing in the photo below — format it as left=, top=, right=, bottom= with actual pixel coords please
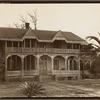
left=6, top=47, right=80, bottom=54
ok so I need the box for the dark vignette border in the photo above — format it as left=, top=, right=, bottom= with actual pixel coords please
left=0, top=0, right=100, bottom=3
left=0, top=0, right=99, bottom=100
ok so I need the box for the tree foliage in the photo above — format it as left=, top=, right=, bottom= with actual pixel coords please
left=80, top=33, right=100, bottom=78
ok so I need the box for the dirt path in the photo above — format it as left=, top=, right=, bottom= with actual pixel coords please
left=0, top=81, right=100, bottom=97
left=43, top=81, right=100, bottom=97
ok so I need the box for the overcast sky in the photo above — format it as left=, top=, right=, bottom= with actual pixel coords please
left=0, top=4, right=100, bottom=40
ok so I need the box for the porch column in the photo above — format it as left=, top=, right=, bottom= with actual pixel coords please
left=5, top=56, right=8, bottom=81
left=51, top=56, right=54, bottom=75
left=36, top=55, right=40, bottom=75
left=65, top=56, right=68, bottom=79
left=21, top=56, right=24, bottom=78
left=67, top=58, right=70, bottom=71
left=78, top=57, right=81, bottom=79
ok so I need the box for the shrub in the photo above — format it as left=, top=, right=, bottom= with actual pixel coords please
left=20, top=82, right=46, bottom=97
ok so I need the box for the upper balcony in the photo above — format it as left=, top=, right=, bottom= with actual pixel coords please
left=5, top=47, right=80, bottom=54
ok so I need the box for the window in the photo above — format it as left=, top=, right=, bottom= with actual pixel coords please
left=31, top=39, right=36, bottom=47
left=73, top=44, right=79, bottom=49
left=25, top=39, right=30, bottom=47
left=7, top=41, right=12, bottom=47
left=19, top=42, right=22, bottom=47
left=54, top=59, right=59, bottom=70
left=67, top=43, right=72, bottom=49
left=39, top=42, right=46, bottom=48
left=13, top=42, right=18, bottom=47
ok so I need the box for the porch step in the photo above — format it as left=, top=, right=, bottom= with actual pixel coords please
left=39, top=75, right=54, bottom=82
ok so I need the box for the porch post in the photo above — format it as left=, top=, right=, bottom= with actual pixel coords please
left=37, top=55, right=42, bottom=82
left=5, top=56, right=7, bottom=81
left=21, top=56, right=24, bottom=78
left=65, top=56, right=68, bottom=80
left=67, top=58, right=70, bottom=71
left=36, top=55, right=40, bottom=75
left=78, top=57, right=81, bottom=79
left=51, top=56, right=54, bottom=75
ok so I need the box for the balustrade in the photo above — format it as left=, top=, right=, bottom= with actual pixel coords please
left=6, top=47, right=80, bottom=54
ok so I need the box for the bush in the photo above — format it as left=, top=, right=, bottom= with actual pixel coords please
left=20, top=82, right=46, bottom=97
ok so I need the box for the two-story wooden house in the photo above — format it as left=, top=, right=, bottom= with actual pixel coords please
left=0, top=23, right=87, bottom=81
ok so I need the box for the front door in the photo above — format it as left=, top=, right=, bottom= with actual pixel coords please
left=39, top=58, right=47, bottom=75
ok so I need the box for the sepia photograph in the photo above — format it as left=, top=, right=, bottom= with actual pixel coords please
left=0, top=4, right=99, bottom=98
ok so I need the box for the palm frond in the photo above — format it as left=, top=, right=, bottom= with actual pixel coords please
left=86, top=36, right=100, bottom=45
left=20, top=82, right=46, bottom=97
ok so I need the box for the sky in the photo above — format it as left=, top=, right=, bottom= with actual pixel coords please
left=0, top=4, right=100, bottom=40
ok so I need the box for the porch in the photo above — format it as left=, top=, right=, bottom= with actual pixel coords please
left=5, top=55, right=80, bottom=80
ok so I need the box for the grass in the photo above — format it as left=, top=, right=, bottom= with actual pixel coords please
left=0, top=79, right=100, bottom=97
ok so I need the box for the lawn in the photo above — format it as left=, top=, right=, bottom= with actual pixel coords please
left=0, top=79, right=100, bottom=98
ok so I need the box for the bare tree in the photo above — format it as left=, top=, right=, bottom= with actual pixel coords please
left=27, top=9, right=37, bottom=30
left=13, top=22, right=25, bottom=29
left=19, top=14, right=28, bottom=23
left=6, top=10, right=37, bottom=30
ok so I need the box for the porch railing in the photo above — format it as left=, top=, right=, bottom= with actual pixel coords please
left=6, top=47, right=80, bottom=54
left=52, top=70, right=80, bottom=76
left=6, top=70, right=38, bottom=76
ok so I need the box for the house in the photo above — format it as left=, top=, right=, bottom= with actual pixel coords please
left=0, top=23, right=87, bottom=81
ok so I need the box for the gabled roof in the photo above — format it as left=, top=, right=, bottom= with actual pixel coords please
left=23, top=28, right=37, bottom=39
left=0, top=27, right=87, bottom=44
left=53, top=30, right=67, bottom=41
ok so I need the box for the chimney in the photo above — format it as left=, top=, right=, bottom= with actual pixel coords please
left=25, top=23, right=30, bottom=29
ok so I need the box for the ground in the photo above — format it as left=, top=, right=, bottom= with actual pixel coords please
left=0, top=79, right=100, bottom=98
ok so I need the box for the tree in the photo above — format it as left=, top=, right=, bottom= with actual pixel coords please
left=27, top=9, right=37, bottom=30
left=79, top=33, right=100, bottom=78
left=7, top=9, right=37, bottom=29
left=0, top=53, right=5, bottom=82
left=13, top=22, right=25, bottom=29
left=79, top=44, right=96, bottom=78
